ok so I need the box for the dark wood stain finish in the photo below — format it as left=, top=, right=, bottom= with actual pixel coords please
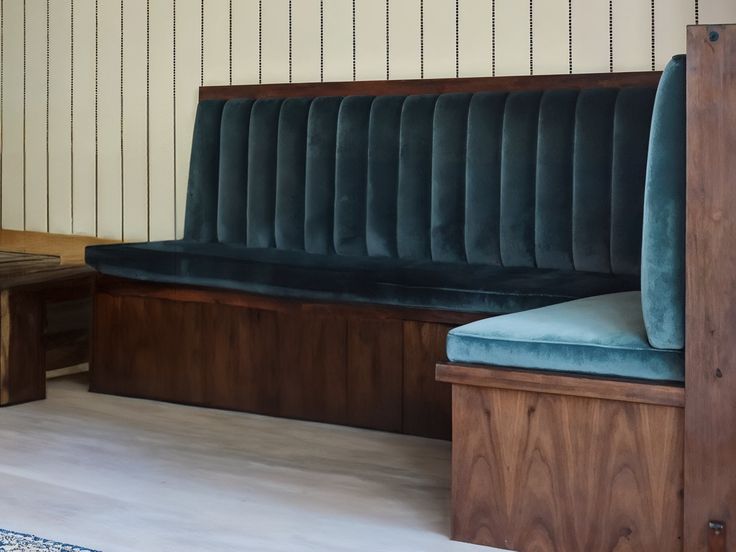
left=200, top=71, right=661, bottom=101
left=90, top=277, right=470, bottom=438
left=685, top=24, right=736, bottom=552
left=440, top=363, right=684, bottom=551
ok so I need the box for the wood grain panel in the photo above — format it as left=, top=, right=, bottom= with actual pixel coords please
left=685, top=24, right=736, bottom=552
left=0, top=290, right=45, bottom=405
left=403, top=321, right=452, bottom=440
left=25, top=0, right=49, bottom=233
left=451, top=385, right=684, bottom=550
left=347, top=318, right=403, bottom=432
left=48, top=0, right=72, bottom=234
left=201, top=70, right=661, bottom=102
left=278, top=312, right=347, bottom=424
left=1, top=0, right=24, bottom=231
left=72, top=0, right=97, bottom=236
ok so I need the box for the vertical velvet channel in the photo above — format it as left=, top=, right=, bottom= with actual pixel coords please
left=247, top=99, right=283, bottom=248
left=184, top=100, right=226, bottom=242
left=500, top=91, right=541, bottom=267
left=432, top=94, right=472, bottom=263
left=334, top=96, right=373, bottom=256
left=367, top=96, right=405, bottom=258
left=641, top=55, right=686, bottom=350
left=465, top=93, right=506, bottom=266
left=185, top=82, right=661, bottom=283
left=397, top=95, right=437, bottom=260
left=217, top=99, right=254, bottom=244
left=275, top=98, right=312, bottom=251
left=304, top=97, right=341, bottom=255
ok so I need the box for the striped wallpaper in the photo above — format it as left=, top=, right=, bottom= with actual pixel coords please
left=0, top=0, right=734, bottom=241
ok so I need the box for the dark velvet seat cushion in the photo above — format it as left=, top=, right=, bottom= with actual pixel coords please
left=86, top=241, right=639, bottom=315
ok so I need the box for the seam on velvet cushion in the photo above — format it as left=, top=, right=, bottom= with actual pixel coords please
left=447, top=331, right=683, bottom=354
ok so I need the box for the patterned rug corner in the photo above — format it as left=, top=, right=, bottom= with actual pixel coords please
left=0, top=529, right=100, bottom=552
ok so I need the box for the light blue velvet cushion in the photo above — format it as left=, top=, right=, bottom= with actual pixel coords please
left=446, top=292, right=684, bottom=382
left=641, top=55, right=686, bottom=350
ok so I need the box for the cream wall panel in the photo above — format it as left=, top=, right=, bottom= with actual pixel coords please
left=25, top=0, right=48, bottom=232
left=174, top=0, right=199, bottom=238
left=613, top=0, right=650, bottom=71
left=203, top=0, right=229, bottom=85
left=655, top=0, right=690, bottom=69
left=48, top=0, right=72, bottom=234
left=97, top=0, right=122, bottom=239
left=72, top=0, right=96, bottom=235
left=571, top=0, right=608, bottom=73
left=122, top=0, right=147, bottom=241
left=261, top=0, right=289, bottom=84
left=423, top=0, right=455, bottom=78
left=322, top=0, right=352, bottom=82
left=354, top=0, right=385, bottom=81
left=389, top=0, right=420, bottom=80
left=231, top=0, right=259, bottom=84
left=149, top=0, right=175, bottom=240
left=495, top=0, right=528, bottom=76
left=700, top=0, right=736, bottom=23
left=534, top=0, right=568, bottom=75
left=458, top=0, right=491, bottom=77
left=291, top=0, right=321, bottom=83
left=1, top=0, right=23, bottom=230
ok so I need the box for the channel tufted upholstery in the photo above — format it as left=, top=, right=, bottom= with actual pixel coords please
left=181, top=86, right=656, bottom=274
left=87, top=66, right=678, bottom=325
left=445, top=56, right=687, bottom=381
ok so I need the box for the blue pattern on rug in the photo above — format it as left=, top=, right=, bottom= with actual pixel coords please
left=0, top=529, right=99, bottom=552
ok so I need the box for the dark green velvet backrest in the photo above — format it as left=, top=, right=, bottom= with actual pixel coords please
left=184, top=85, right=658, bottom=277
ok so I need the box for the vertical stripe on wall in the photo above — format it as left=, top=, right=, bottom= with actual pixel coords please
left=1, top=0, right=728, bottom=238
left=26, top=0, right=48, bottom=232
left=389, top=0, right=420, bottom=80
left=291, top=0, right=320, bottom=83
left=423, top=0, right=455, bottom=78
left=2, top=0, right=23, bottom=230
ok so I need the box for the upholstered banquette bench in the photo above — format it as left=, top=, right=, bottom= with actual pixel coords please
left=437, top=56, right=685, bottom=550
left=86, top=58, right=670, bottom=440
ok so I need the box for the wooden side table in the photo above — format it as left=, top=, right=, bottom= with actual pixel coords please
left=0, top=253, right=94, bottom=406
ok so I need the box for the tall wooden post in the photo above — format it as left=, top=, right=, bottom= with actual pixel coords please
left=686, top=24, right=736, bottom=552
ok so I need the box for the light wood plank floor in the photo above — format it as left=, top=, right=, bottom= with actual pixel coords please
left=0, top=375, right=497, bottom=552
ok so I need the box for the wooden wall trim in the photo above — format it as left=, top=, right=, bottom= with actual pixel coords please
left=436, top=363, right=685, bottom=408
left=199, top=71, right=662, bottom=101
left=685, top=23, right=736, bottom=552
left=95, top=276, right=488, bottom=326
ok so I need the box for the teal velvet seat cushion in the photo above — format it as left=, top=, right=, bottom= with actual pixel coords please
left=446, top=292, right=684, bottom=382
left=85, top=242, right=639, bottom=315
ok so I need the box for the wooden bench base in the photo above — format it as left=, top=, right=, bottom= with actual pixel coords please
left=437, top=363, right=685, bottom=551
left=90, top=276, right=486, bottom=439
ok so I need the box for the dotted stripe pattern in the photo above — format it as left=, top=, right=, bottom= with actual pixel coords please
left=0, top=0, right=694, bottom=239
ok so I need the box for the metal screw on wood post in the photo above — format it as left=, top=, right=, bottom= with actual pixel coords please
left=709, top=31, right=720, bottom=42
